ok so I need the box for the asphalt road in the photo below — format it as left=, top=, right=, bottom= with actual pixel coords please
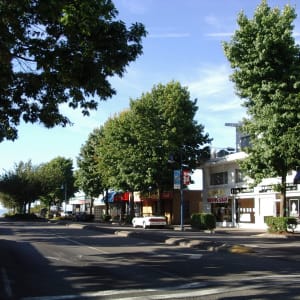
left=1, top=220, right=300, bottom=300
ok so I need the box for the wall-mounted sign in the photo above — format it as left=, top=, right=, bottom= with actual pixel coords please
left=207, top=197, right=228, bottom=203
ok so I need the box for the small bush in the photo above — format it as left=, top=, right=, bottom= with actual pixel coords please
left=265, top=216, right=297, bottom=233
left=4, top=213, right=41, bottom=221
left=102, top=215, right=111, bottom=222
left=191, top=213, right=216, bottom=230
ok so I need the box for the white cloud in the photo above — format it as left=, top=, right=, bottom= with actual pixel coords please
left=149, top=32, right=190, bottom=39
left=187, top=64, right=233, bottom=97
left=205, top=32, right=233, bottom=38
left=186, top=64, right=246, bottom=134
left=204, top=15, right=222, bottom=28
left=207, top=97, right=241, bottom=112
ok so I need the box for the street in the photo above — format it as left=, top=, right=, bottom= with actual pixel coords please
left=1, top=221, right=300, bottom=299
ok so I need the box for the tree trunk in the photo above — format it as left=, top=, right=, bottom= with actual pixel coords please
left=89, top=198, right=94, bottom=215
left=157, top=188, right=161, bottom=215
left=129, top=191, right=135, bottom=218
left=280, top=173, right=287, bottom=217
left=28, top=201, right=31, bottom=214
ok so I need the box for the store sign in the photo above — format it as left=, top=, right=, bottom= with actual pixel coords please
left=207, top=197, right=228, bottom=203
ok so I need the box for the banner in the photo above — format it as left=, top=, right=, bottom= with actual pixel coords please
left=173, top=170, right=180, bottom=189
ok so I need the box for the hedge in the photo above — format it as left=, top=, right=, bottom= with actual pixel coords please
left=191, top=213, right=216, bottom=230
left=265, top=216, right=298, bottom=233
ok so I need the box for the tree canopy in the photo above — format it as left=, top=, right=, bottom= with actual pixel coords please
left=0, top=0, right=146, bottom=141
left=129, top=81, right=211, bottom=191
left=38, top=157, right=76, bottom=210
left=76, top=127, right=105, bottom=198
left=0, top=161, right=41, bottom=213
left=0, top=157, right=76, bottom=213
left=93, top=81, right=211, bottom=214
left=223, top=0, right=300, bottom=216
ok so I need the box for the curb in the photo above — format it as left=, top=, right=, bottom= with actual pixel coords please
left=114, top=230, right=137, bottom=237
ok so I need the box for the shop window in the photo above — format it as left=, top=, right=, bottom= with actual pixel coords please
left=210, top=172, right=228, bottom=185
left=237, top=198, right=255, bottom=223
left=211, top=200, right=232, bottom=222
left=235, top=169, right=245, bottom=183
left=289, top=199, right=299, bottom=218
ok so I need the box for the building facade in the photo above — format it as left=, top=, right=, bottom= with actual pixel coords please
left=202, top=151, right=300, bottom=229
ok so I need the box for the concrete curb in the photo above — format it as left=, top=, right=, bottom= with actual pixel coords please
left=114, top=230, right=136, bottom=237
left=66, top=223, right=89, bottom=229
left=62, top=222, right=300, bottom=256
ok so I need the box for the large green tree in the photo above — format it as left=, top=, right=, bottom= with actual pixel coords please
left=0, top=161, right=41, bottom=213
left=130, top=81, right=211, bottom=213
left=0, top=0, right=146, bottom=141
left=38, top=157, right=76, bottom=212
left=96, top=81, right=211, bottom=216
left=97, top=111, right=141, bottom=216
left=223, top=0, right=300, bottom=216
left=76, top=127, right=105, bottom=214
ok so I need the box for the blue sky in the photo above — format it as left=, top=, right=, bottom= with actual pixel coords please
left=1, top=0, right=300, bottom=173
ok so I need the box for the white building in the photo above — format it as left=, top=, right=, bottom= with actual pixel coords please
left=202, top=151, right=300, bottom=229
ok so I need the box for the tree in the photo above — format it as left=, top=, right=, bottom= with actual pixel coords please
left=97, top=81, right=211, bottom=216
left=76, top=127, right=105, bottom=214
left=38, top=157, right=76, bottom=212
left=97, top=111, right=142, bottom=217
left=129, top=81, right=211, bottom=213
left=0, top=0, right=147, bottom=142
left=0, top=161, right=41, bottom=213
left=223, top=0, right=300, bottom=216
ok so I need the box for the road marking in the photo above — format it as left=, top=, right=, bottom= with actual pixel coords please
left=1, top=267, right=13, bottom=299
left=54, top=234, right=108, bottom=254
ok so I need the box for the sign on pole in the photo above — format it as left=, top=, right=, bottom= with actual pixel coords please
left=173, top=170, right=180, bottom=189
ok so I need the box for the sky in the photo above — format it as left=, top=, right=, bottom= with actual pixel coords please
left=1, top=0, right=300, bottom=174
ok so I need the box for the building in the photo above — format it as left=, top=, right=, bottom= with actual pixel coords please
left=93, top=188, right=203, bottom=225
left=202, top=151, right=300, bottom=229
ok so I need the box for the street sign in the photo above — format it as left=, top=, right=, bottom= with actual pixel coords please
left=173, top=170, right=180, bottom=189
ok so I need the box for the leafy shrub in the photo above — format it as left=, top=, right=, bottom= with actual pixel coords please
left=191, top=213, right=216, bottom=230
left=265, top=216, right=297, bottom=233
left=102, top=215, right=111, bottom=222
left=124, top=215, right=134, bottom=224
left=4, top=213, right=42, bottom=221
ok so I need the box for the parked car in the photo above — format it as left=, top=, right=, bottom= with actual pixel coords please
left=132, top=216, right=167, bottom=229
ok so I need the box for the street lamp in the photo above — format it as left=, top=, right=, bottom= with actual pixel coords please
left=179, top=163, right=184, bottom=231
left=61, top=183, right=67, bottom=213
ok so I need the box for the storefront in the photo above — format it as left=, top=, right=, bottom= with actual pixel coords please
left=209, top=196, right=233, bottom=223
left=93, top=191, right=130, bottom=222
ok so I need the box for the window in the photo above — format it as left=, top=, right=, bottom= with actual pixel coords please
left=210, top=172, right=228, bottom=185
left=235, top=169, right=244, bottom=183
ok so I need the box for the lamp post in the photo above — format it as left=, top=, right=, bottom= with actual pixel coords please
left=179, top=162, right=184, bottom=231
left=61, top=183, right=67, bottom=213
left=170, top=152, right=186, bottom=231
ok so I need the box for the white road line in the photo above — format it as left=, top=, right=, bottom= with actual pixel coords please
left=54, top=234, right=108, bottom=254
left=1, top=267, right=13, bottom=298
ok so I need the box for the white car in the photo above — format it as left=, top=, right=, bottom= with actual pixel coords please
left=132, top=216, right=167, bottom=229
